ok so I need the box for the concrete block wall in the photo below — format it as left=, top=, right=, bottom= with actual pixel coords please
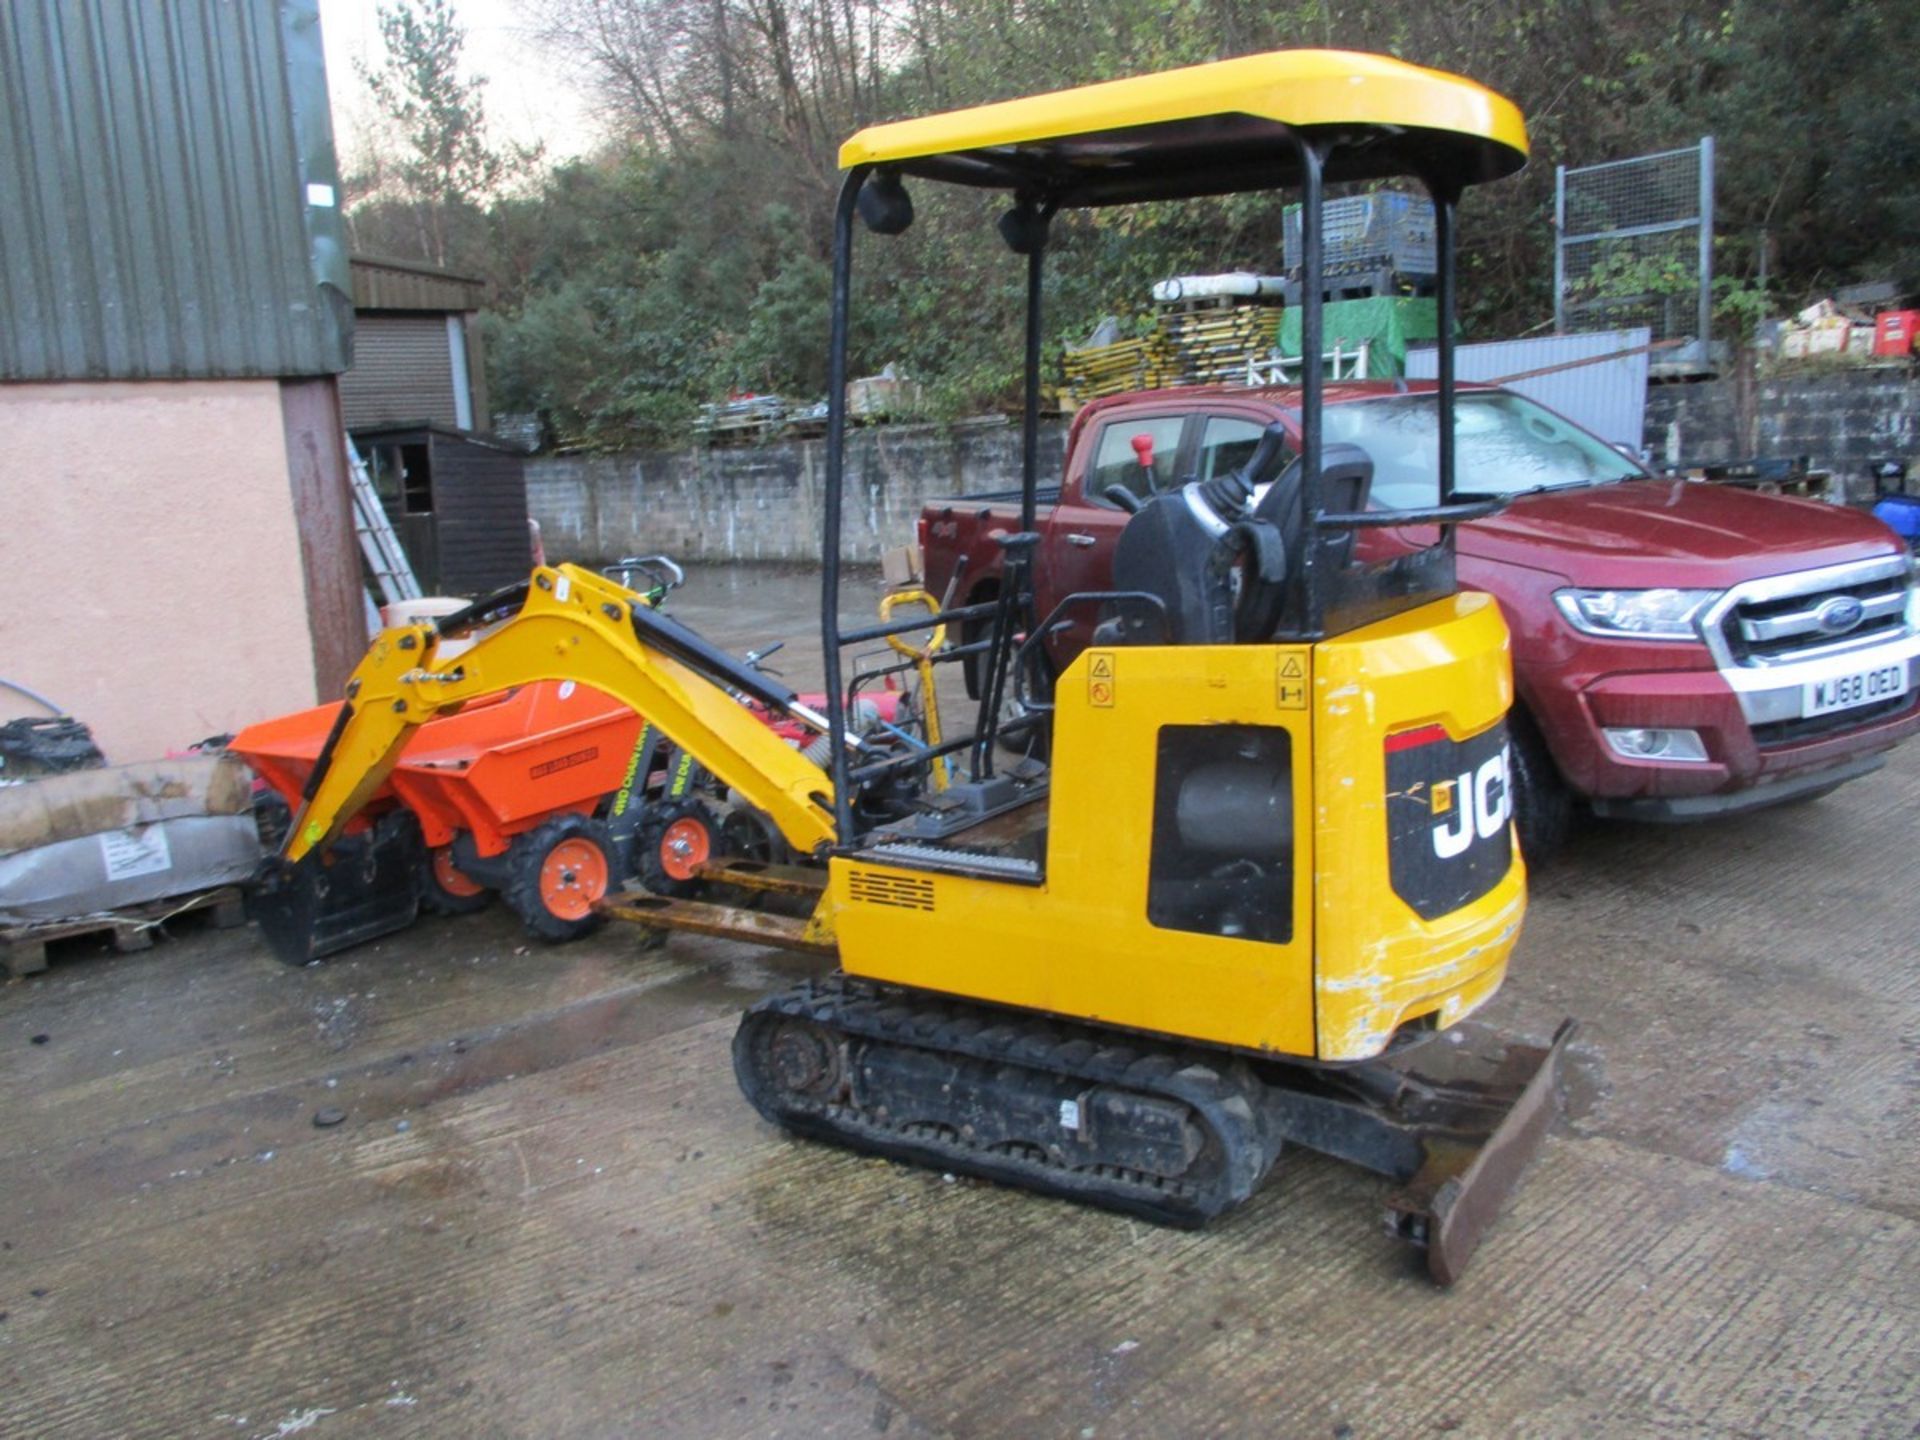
left=529, top=369, right=1920, bottom=567
left=528, top=418, right=1069, bottom=566
left=1645, top=368, right=1919, bottom=499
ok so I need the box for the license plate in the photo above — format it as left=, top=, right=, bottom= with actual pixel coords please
left=1803, top=663, right=1909, bottom=717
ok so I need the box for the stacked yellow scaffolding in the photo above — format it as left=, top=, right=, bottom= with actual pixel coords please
left=1058, top=301, right=1283, bottom=409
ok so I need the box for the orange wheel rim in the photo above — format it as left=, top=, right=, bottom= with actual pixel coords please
left=540, top=838, right=609, bottom=920
left=658, top=817, right=711, bottom=882
left=432, top=848, right=486, bottom=898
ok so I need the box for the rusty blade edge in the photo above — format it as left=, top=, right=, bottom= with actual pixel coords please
left=1425, top=1017, right=1578, bottom=1286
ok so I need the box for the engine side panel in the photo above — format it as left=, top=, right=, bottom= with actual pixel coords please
left=1313, top=591, right=1527, bottom=1061
left=832, top=642, right=1320, bottom=1058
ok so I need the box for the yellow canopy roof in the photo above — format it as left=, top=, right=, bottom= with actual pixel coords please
left=839, top=49, right=1527, bottom=205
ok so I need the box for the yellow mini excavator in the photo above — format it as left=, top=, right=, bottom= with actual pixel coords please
left=260, top=50, right=1573, bottom=1283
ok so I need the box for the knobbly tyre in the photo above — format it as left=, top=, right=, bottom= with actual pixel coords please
left=263, top=51, right=1575, bottom=1283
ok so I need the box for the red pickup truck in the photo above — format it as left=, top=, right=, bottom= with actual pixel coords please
left=920, top=382, right=1920, bottom=856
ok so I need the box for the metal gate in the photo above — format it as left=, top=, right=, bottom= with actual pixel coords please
left=1556, top=140, right=1713, bottom=350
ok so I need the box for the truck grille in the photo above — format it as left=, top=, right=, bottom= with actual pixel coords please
left=1710, top=557, right=1913, bottom=667
left=1752, top=691, right=1919, bottom=748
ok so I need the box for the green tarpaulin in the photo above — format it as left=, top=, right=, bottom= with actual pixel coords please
left=1276, top=296, right=1439, bottom=379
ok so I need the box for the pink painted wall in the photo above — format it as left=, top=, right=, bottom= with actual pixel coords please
left=0, top=381, right=322, bottom=761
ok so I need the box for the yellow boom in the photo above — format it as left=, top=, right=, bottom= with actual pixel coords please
left=284, top=565, right=839, bottom=865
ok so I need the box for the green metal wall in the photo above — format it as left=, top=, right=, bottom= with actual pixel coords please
left=0, top=0, right=352, bottom=380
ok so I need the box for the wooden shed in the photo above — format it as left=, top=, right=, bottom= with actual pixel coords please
left=340, top=255, right=490, bottom=432
left=352, top=423, right=533, bottom=597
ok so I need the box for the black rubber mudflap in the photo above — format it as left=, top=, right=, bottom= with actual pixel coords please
left=248, top=820, right=422, bottom=965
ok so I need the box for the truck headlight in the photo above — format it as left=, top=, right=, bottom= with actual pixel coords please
left=1553, top=588, right=1718, bottom=640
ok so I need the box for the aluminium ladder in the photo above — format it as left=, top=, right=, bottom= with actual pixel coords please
left=345, top=433, right=421, bottom=625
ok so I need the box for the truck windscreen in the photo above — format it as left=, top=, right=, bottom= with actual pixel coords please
left=1323, top=392, right=1646, bottom=510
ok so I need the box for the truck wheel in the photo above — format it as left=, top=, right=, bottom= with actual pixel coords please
left=505, top=816, right=615, bottom=942
left=420, top=845, right=492, bottom=916
left=1510, top=714, right=1572, bottom=864
left=640, top=798, right=720, bottom=898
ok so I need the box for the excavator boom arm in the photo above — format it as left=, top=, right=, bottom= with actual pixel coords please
left=283, top=565, right=839, bottom=864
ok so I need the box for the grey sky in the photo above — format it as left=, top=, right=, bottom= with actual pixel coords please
left=320, top=0, right=598, bottom=164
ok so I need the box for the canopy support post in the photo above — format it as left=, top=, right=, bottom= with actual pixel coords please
left=1429, top=178, right=1462, bottom=508
left=1019, top=241, right=1045, bottom=533
left=1292, top=136, right=1327, bottom=638
left=821, top=166, right=870, bottom=849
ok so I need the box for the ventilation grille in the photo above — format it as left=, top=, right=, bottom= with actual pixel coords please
left=847, top=869, right=936, bottom=911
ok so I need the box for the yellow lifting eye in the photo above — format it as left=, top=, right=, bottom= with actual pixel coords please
left=1431, top=779, right=1456, bottom=816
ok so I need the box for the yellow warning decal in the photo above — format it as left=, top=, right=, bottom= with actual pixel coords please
left=1088, top=650, right=1116, bottom=707
left=1275, top=649, right=1307, bottom=710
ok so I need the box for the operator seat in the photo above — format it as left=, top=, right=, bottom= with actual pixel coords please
left=1109, top=435, right=1374, bottom=644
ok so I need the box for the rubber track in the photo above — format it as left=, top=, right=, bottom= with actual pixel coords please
left=733, top=977, right=1278, bottom=1227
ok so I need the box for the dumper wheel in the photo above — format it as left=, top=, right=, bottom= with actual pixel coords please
left=639, top=798, right=720, bottom=898
left=420, top=845, right=492, bottom=916
left=505, top=816, right=615, bottom=942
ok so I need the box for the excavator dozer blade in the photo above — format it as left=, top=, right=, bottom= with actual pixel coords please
left=247, top=821, right=422, bottom=965
left=1383, top=1019, right=1577, bottom=1286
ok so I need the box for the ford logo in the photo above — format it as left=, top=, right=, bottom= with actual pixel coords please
left=1815, top=596, right=1866, bottom=635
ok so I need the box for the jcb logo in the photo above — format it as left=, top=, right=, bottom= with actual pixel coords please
left=1431, top=744, right=1512, bottom=859
left=1385, top=721, right=1515, bottom=921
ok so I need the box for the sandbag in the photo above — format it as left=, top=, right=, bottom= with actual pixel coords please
left=0, top=758, right=261, bottom=925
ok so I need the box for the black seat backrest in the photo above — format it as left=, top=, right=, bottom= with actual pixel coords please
left=1250, top=441, right=1375, bottom=578
left=1110, top=442, right=1376, bottom=646
left=1110, top=489, right=1237, bottom=644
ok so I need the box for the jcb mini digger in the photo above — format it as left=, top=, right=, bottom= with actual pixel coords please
left=261, top=49, right=1573, bottom=1283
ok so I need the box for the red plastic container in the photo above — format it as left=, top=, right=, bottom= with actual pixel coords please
left=1874, top=310, right=1918, bottom=357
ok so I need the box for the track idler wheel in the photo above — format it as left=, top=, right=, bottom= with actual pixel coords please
left=768, top=1017, right=844, bottom=1099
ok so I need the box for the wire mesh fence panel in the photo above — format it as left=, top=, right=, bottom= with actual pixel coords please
left=1557, top=142, right=1712, bottom=344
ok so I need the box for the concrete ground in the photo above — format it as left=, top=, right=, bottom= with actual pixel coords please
left=3, top=566, right=1917, bottom=1439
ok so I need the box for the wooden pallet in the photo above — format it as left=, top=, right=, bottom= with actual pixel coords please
left=0, top=886, right=247, bottom=979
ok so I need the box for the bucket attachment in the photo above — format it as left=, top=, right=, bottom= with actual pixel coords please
left=247, top=814, right=423, bottom=965
left=1263, top=1019, right=1576, bottom=1285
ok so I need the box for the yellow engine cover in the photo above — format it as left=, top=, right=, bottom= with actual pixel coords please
left=828, top=592, right=1525, bottom=1063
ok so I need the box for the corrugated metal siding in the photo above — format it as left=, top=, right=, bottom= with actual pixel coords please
left=350, top=256, right=487, bottom=313
left=1405, top=328, right=1652, bottom=448
left=339, top=317, right=458, bottom=429
left=0, top=0, right=352, bottom=380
